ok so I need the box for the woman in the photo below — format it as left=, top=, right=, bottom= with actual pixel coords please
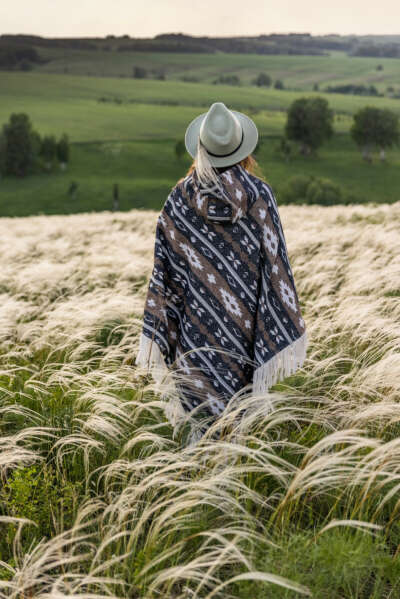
left=135, top=102, right=308, bottom=438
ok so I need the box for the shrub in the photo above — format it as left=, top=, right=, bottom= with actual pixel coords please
left=280, top=174, right=311, bottom=204
left=132, top=66, right=147, bottom=79
left=181, top=75, right=199, bottom=83
left=306, top=177, right=343, bottom=205
left=212, top=74, right=241, bottom=86
left=280, top=174, right=344, bottom=205
left=255, top=72, right=271, bottom=87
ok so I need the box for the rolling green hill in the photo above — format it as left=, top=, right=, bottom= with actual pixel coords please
left=17, top=45, right=400, bottom=94
left=1, top=69, right=400, bottom=216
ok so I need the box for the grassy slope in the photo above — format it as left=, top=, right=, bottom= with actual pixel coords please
left=1, top=69, right=400, bottom=216
left=3, top=71, right=400, bottom=131
left=2, top=134, right=399, bottom=218
left=34, top=47, right=400, bottom=92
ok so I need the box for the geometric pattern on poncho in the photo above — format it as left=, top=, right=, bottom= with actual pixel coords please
left=137, top=163, right=307, bottom=422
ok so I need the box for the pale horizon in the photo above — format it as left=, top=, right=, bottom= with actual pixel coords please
left=2, top=0, right=400, bottom=39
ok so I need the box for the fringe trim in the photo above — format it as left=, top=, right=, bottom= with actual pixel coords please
left=135, top=332, right=170, bottom=389
left=135, top=332, right=187, bottom=429
left=252, top=330, right=308, bottom=395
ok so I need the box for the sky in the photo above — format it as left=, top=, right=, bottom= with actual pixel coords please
left=2, top=0, right=400, bottom=38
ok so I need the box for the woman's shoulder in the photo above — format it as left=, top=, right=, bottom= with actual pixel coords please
left=247, top=171, right=275, bottom=197
left=243, top=171, right=277, bottom=211
left=160, top=175, right=192, bottom=217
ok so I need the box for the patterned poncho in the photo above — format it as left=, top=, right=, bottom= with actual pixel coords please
left=135, top=163, right=308, bottom=428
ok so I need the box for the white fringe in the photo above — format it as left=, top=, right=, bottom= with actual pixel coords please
left=252, top=330, right=308, bottom=395
left=136, top=329, right=309, bottom=444
left=135, top=332, right=187, bottom=429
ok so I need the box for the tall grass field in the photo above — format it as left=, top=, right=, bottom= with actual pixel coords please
left=0, top=200, right=399, bottom=597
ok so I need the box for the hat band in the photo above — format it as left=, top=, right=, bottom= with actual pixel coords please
left=201, top=129, right=244, bottom=158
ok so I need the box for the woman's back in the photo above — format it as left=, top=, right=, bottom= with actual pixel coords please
left=136, top=162, right=307, bottom=426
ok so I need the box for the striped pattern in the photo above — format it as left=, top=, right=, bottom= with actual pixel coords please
left=136, top=163, right=308, bottom=425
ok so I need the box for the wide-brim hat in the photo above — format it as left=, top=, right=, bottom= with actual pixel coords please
left=184, top=102, right=259, bottom=167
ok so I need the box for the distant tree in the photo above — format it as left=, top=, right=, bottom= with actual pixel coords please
left=40, top=134, right=57, bottom=169
left=351, top=106, right=399, bottom=162
left=175, top=139, right=186, bottom=161
left=375, top=109, right=399, bottom=161
left=1, top=112, right=40, bottom=177
left=313, top=82, right=319, bottom=91
left=350, top=107, right=379, bottom=162
left=56, top=133, right=70, bottom=170
left=274, top=79, right=284, bottom=89
left=132, top=66, right=147, bottom=78
left=31, top=130, right=42, bottom=164
left=285, top=96, right=334, bottom=156
left=0, top=43, right=41, bottom=69
left=255, top=72, right=271, bottom=87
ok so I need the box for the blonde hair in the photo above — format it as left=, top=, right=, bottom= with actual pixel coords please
left=177, top=141, right=267, bottom=186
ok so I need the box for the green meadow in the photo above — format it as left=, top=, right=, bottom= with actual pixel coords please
left=1, top=56, right=400, bottom=216
left=1, top=133, right=399, bottom=217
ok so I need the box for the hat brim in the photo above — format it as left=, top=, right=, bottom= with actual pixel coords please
left=184, top=109, right=259, bottom=167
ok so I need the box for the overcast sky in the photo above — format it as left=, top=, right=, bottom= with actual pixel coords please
left=2, top=0, right=400, bottom=38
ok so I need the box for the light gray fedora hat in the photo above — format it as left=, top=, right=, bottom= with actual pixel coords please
left=184, top=102, right=259, bottom=167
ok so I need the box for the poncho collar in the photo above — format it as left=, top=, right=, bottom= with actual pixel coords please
left=190, top=163, right=249, bottom=225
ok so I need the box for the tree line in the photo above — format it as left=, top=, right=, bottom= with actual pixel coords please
left=132, top=67, right=285, bottom=89
left=2, top=33, right=400, bottom=62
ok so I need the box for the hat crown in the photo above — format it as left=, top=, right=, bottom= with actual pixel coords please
left=199, top=102, right=243, bottom=157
